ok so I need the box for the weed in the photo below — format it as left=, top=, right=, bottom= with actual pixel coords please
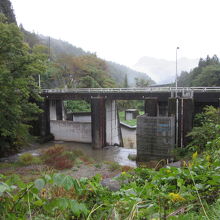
left=42, top=146, right=74, bottom=170
left=121, top=165, right=133, bottom=172
left=53, top=156, right=73, bottom=170
left=72, top=149, right=84, bottom=157
left=43, top=145, right=65, bottom=158
left=62, top=150, right=77, bottom=161
left=107, top=161, right=121, bottom=171
left=94, top=163, right=102, bottom=169
left=19, top=153, right=41, bottom=166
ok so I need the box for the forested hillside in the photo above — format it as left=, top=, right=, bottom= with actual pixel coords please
left=178, top=55, right=220, bottom=87
left=20, top=32, right=154, bottom=88
left=107, top=61, right=154, bottom=86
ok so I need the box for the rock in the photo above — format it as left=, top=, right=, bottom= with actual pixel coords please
left=166, top=161, right=182, bottom=168
left=101, top=177, right=121, bottom=191
left=128, top=154, right=137, bottom=161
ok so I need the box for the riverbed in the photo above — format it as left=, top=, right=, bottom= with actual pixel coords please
left=1, top=141, right=137, bottom=167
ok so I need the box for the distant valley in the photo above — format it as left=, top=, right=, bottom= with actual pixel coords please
left=133, top=56, right=199, bottom=84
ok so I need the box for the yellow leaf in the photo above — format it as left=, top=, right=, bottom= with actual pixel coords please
left=192, top=151, right=198, bottom=160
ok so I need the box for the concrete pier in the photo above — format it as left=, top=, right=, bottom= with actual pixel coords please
left=144, top=97, right=158, bottom=116
left=91, top=97, right=106, bottom=149
left=105, top=100, right=121, bottom=146
left=40, top=99, right=50, bottom=136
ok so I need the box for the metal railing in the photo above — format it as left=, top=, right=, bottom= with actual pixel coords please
left=41, top=87, right=220, bottom=94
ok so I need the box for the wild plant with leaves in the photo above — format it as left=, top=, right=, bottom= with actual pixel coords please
left=187, top=106, right=220, bottom=152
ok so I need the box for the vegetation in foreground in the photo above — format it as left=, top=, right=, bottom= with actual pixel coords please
left=1, top=107, right=220, bottom=219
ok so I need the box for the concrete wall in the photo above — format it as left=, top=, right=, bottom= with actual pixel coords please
left=125, top=109, right=139, bottom=120
left=49, top=100, right=65, bottom=120
left=105, top=100, right=120, bottom=146
left=50, top=100, right=57, bottom=120
left=137, top=115, right=175, bottom=161
left=50, top=120, right=91, bottom=143
left=73, top=113, right=91, bottom=122
left=120, top=123, right=136, bottom=148
left=125, top=112, right=133, bottom=120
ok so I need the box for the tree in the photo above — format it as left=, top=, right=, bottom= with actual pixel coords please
left=178, top=55, right=220, bottom=87
left=0, top=0, right=16, bottom=23
left=192, top=64, right=220, bottom=86
left=123, top=74, right=128, bottom=87
left=135, top=77, right=150, bottom=87
left=0, top=15, right=47, bottom=152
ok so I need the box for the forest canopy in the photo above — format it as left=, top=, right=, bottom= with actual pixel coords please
left=178, top=55, right=220, bottom=87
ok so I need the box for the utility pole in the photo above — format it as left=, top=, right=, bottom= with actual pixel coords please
left=48, top=36, right=51, bottom=61
left=175, top=47, right=179, bottom=148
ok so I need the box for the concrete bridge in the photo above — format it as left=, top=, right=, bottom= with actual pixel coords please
left=38, top=87, right=220, bottom=160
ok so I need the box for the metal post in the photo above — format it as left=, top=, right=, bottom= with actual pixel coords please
left=175, top=47, right=179, bottom=97
left=175, top=47, right=179, bottom=147
left=181, top=98, right=184, bottom=148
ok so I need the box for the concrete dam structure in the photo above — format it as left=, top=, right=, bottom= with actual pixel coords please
left=39, top=87, right=220, bottom=161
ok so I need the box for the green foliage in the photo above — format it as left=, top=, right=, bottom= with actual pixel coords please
left=0, top=19, right=47, bottom=153
left=123, top=74, right=128, bottom=87
left=2, top=144, right=220, bottom=219
left=107, top=61, right=154, bottom=87
left=47, top=54, right=116, bottom=89
left=187, top=106, right=220, bottom=152
left=20, top=29, right=154, bottom=89
left=135, top=77, right=151, bottom=87
left=178, top=55, right=220, bottom=87
left=106, top=161, right=121, bottom=171
left=65, top=100, right=91, bottom=112
left=0, top=0, right=16, bottom=24
left=19, top=153, right=41, bottom=166
left=117, top=100, right=144, bottom=112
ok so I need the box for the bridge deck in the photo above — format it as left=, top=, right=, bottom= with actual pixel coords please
left=41, top=87, right=220, bottom=102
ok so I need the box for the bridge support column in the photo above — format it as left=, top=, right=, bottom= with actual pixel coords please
left=144, top=97, right=158, bottom=116
left=105, top=100, right=122, bottom=146
left=40, top=99, right=50, bottom=136
left=91, top=97, right=106, bottom=149
left=49, top=100, right=64, bottom=120
left=168, top=98, right=194, bottom=147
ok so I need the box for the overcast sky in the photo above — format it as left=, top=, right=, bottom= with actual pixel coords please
left=11, top=0, right=220, bottom=68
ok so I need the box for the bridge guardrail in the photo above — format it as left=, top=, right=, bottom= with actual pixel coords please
left=41, top=87, right=220, bottom=94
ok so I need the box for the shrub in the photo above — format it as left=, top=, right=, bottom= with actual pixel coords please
left=62, top=151, right=77, bottom=161
left=53, top=156, right=73, bottom=170
left=43, top=145, right=65, bottom=157
left=41, top=145, right=76, bottom=170
left=19, top=153, right=41, bottom=166
left=187, top=106, right=220, bottom=152
left=121, top=165, right=133, bottom=172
